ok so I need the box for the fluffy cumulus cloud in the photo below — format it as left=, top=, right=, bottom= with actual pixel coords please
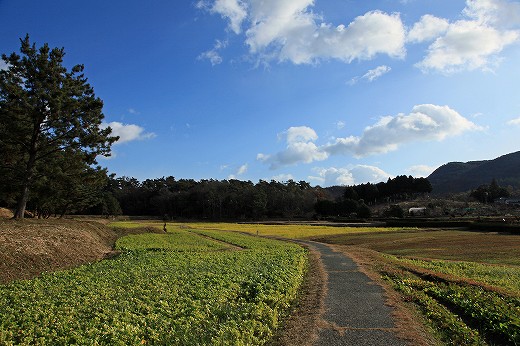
left=258, top=104, right=481, bottom=169
left=257, top=126, right=328, bottom=169
left=464, top=0, right=520, bottom=28
left=199, top=0, right=520, bottom=72
left=310, top=165, right=392, bottom=186
left=407, top=14, right=450, bottom=43
left=101, top=122, right=156, bottom=144
left=325, top=104, right=482, bottom=157
left=199, top=0, right=406, bottom=64
left=411, top=0, right=520, bottom=73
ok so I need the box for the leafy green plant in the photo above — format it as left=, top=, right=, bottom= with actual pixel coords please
left=381, top=255, right=520, bottom=346
left=0, top=228, right=306, bottom=345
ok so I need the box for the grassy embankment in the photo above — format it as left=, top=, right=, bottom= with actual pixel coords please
left=0, top=225, right=306, bottom=345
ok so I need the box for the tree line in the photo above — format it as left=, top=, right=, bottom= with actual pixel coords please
left=314, top=175, right=432, bottom=218
left=81, top=174, right=431, bottom=220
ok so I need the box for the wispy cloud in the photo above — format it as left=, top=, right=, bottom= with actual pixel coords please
left=507, top=117, right=520, bottom=125
left=198, top=39, right=228, bottom=65
left=101, top=122, right=156, bottom=144
left=228, top=163, right=248, bottom=179
left=197, top=0, right=247, bottom=34
left=349, top=65, right=391, bottom=84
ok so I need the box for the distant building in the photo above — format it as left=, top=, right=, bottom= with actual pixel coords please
left=409, top=207, right=427, bottom=216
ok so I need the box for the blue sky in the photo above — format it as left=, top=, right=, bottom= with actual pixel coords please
left=1, top=0, right=520, bottom=186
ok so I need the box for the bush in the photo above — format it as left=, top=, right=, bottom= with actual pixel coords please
left=357, top=203, right=371, bottom=218
left=384, top=204, right=404, bottom=218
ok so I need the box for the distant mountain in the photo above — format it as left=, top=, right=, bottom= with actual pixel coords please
left=427, top=151, right=520, bottom=194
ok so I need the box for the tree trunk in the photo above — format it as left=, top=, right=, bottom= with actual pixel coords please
left=13, top=147, right=38, bottom=220
left=13, top=184, right=30, bottom=219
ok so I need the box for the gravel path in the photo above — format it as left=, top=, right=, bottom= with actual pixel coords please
left=296, top=240, right=408, bottom=346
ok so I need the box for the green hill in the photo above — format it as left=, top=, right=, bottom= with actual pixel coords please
left=428, top=151, right=520, bottom=194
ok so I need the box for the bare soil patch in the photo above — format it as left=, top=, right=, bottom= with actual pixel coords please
left=0, top=219, right=160, bottom=284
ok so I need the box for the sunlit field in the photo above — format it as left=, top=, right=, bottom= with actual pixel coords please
left=0, top=226, right=306, bottom=345
left=311, top=227, right=520, bottom=345
left=104, top=221, right=520, bottom=345
left=109, top=220, right=414, bottom=239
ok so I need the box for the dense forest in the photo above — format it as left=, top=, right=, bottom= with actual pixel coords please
left=0, top=168, right=433, bottom=220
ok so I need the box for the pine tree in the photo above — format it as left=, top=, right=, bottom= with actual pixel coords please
left=0, top=35, right=118, bottom=218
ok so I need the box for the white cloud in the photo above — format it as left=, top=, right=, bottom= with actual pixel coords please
left=507, top=117, right=520, bottom=125
left=128, top=108, right=139, bottom=115
left=463, top=0, right=520, bottom=28
left=412, top=0, right=520, bottom=73
left=349, top=65, right=391, bottom=85
left=198, top=40, right=228, bottom=65
left=101, top=122, right=156, bottom=144
left=271, top=173, right=294, bottom=182
left=310, top=167, right=354, bottom=186
left=407, top=14, right=450, bottom=43
left=197, top=0, right=247, bottom=34
left=406, top=164, right=438, bottom=177
left=200, top=0, right=406, bottom=65
left=310, top=165, right=392, bottom=186
left=416, top=21, right=518, bottom=73
left=200, top=0, right=519, bottom=71
left=227, top=163, right=248, bottom=179
left=257, top=126, right=328, bottom=169
left=284, top=126, right=318, bottom=143
left=258, top=105, right=481, bottom=169
left=325, top=104, right=482, bottom=157
left=0, top=60, right=8, bottom=70
left=237, top=163, right=248, bottom=175
left=363, top=65, right=391, bottom=82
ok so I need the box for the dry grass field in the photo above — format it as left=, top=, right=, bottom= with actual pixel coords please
left=310, top=229, right=520, bottom=265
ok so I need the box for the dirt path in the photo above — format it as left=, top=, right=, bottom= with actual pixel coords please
left=295, top=240, right=408, bottom=346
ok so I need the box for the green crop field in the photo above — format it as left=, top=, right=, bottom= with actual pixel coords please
left=0, top=226, right=306, bottom=345
left=4, top=220, right=519, bottom=345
